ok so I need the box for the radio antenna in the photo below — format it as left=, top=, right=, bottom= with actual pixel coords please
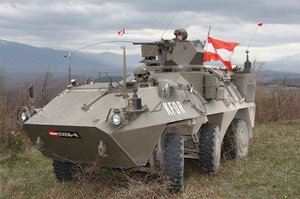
left=159, top=6, right=182, bottom=40
left=64, top=40, right=134, bottom=84
left=244, top=22, right=263, bottom=73
left=246, top=21, right=263, bottom=52
left=142, top=6, right=182, bottom=66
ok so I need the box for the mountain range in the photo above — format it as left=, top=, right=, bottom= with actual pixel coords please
left=264, top=53, right=300, bottom=73
left=1, top=39, right=300, bottom=84
left=0, top=40, right=140, bottom=82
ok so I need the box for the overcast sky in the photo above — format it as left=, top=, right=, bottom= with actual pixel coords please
left=1, top=0, right=300, bottom=64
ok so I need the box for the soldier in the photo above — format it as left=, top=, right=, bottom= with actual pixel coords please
left=174, top=28, right=188, bottom=41
left=133, top=66, right=150, bottom=83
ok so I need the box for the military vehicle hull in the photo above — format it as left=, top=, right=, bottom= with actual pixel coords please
left=23, top=70, right=255, bottom=168
left=18, top=39, right=256, bottom=193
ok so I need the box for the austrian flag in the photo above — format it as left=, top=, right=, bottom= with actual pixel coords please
left=118, top=27, right=126, bottom=36
left=203, top=36, right=239, bottom=71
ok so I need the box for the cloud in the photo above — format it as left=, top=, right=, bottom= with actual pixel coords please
left=0, top=0, right=299, bottom=63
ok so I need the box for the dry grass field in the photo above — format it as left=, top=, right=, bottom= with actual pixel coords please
left=1, top=119, right=299, bottom=199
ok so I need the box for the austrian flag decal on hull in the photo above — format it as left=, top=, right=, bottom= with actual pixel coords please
left=48, top=130, right=81, bottom=138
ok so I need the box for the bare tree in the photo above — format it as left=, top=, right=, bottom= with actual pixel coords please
left=35, top=71, right=55, bottom=106
left=0, top=68, right=5, bottom=91
left=252, top=59, right=266, bottom=84
left=41, top=71, right=51, bottom=105
left=34, top=71, right=68, bottom=107
left=0, top=83, right=17, bottom=147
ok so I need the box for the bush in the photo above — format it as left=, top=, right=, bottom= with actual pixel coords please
left=5, top=131, right=25, bottom=159
left=255, top=84, right=300, bottom=122
left=253, top=62, right=300, bottom=123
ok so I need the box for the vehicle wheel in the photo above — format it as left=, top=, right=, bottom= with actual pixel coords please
left=52, top=160, right=75, bottom=182
left=198, top=123, right=221, bottom=173
left=163, top=133, right=184, bottom=193
left=222, top=119, right=249, bottom=160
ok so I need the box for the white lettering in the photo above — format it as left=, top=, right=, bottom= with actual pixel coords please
left=163, top=101, right=186, bottom=116
left=163, top=102, right=173, bottom=116
left=172, top=102, right=181, bottom=114
left=168, top=102, right=175, bottom=115
left=176, top=101, right=186, bottom=113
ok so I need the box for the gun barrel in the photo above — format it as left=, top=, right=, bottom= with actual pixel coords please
left=133, top=42, right=162, bottom=45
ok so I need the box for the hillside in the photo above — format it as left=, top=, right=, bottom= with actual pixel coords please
left=264, top=53, right=300, bottom=73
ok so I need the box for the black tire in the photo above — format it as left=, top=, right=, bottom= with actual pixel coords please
left=163, top=133, right=184, bottom=193
left=222, top=118, right=249, bottom=160
left=52, top=160, right=75, bottom=182
left=198, top=123, right=221, bottom=173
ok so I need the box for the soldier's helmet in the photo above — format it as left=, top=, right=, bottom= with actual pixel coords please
left=174, top=28, right=188, bottom=40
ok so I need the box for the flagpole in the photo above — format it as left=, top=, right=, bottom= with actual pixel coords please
left=207, top=25, right=211, bottom=37
left=204, top=26, right=211, bottom=61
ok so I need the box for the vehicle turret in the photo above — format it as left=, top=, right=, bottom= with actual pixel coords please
left=134, top=39, right=205, bottom=69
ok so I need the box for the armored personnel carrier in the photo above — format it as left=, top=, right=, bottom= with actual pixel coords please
left=17, top=37, right=256, bottom=192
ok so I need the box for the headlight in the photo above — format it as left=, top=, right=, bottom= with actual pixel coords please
left=17, top=107, right=30, bottom=124
left=112, top=114, right=122, bottom=126
left=20, top=112, right=27, bottom=121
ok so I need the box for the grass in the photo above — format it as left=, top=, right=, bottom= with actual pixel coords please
left=1, top=120, right=300, bottom=199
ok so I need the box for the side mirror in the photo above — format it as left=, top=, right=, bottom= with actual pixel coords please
left=28, top=84, right=33, bottom=98
left=157, top=81, right=170, bottom=98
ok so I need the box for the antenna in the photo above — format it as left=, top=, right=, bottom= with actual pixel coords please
left=246, top=21, right=263, bottom=52
left=121, top=45, right=127, bottom=93
left=158, top=6, right=182, bottom=40
left=64, top=40, right=134, bottom=84
left=143, top=6, right=182, bottom=64
left=244, top=22, right=263, bottom=73
left=67, top=52, right=71, bottom=83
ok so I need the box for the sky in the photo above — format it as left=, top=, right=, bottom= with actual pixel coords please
left=0, top=0, right=300, bottom=64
